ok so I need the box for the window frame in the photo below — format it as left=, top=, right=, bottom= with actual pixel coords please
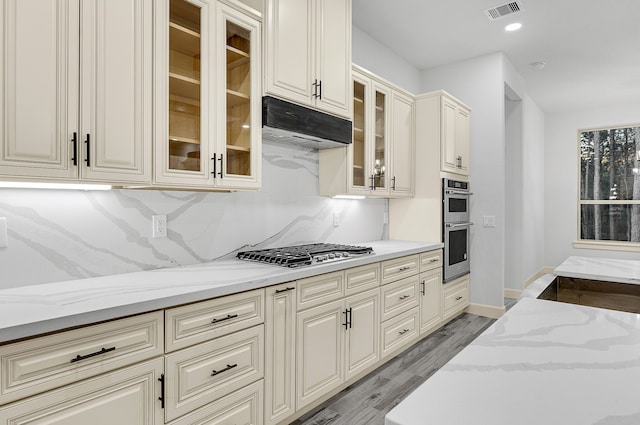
left=574, top=123, right=640, bottom=251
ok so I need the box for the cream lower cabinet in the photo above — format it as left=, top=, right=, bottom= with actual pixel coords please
left=443, top=274, right=470, bottom=321
left=296, top=288, right=379, bottom=411
left=264, top=284, right=296, bottom=425
left=419, top=268, right=443, bottom=335
left=419, top=249, right=443, bottom=336
left=0, top=358, right=164, bottom=425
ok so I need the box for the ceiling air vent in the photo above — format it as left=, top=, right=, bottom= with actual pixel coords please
left=484, top=1, right=524, bottom=21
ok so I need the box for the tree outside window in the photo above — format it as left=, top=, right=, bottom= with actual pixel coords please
left=579, top=125, right=640, bottom=243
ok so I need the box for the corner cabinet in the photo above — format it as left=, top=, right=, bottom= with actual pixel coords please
left=154, top=0, right=261, bottom=190
left=0, top=0, right=152, bottom=185
left=319, top=65, right=414, bottom=198
left=264, top=0, right=352, bottom=119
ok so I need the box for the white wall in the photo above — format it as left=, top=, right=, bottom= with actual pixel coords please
left=544, top=101, right=640, bottom=267
left=352, top=26, right=421, bottom=94
left=420, top=52, right=506, bottom=308
left=505, top=95, right=523, bottom=290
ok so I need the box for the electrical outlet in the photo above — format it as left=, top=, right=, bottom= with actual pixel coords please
left=383, top=212, right=389, bottom=224
left=0, top=217, right=7, bottom=248
left=152, top=215, right=167, bottom=238
left=333, top=211, right=340, bottom=227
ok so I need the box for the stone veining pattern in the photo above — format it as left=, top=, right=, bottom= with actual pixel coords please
left=385, top=297, right=640, bottom=425
left=0, top=141, right=387, bottom=289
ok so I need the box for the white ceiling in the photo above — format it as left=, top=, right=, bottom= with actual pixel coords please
left=352, top=0, right=640, bottom=113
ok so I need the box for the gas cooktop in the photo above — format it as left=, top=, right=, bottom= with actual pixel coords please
left=236, top=243, right=374, bottom=268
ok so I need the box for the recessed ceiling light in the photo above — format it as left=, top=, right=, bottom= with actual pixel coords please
left=529, top=61, right=546, bottom=70
left=505, top=22, right=522, bottom=31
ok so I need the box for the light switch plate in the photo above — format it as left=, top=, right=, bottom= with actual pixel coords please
left=0, top=217, right=7, bottom=248
left=483, top=215, right=496, bottom=227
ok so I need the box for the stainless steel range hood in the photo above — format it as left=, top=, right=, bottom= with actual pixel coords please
left=262, top=96, right=352, bottom=149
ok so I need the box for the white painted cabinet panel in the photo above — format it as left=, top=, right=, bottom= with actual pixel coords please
left=296, top=299, right=344, bottom=410
left=264, top=0, right=351, bottom=118
left=0, top=0, right=77, bottom=179
left=265, top=284, right=296, bottom=425
left=419, top=268, right=442, bottom=335
left=344, top=288, right=379, bottom=381
left=441, top=94, right=470, bottom=176
left=0, top=358, right=164, bottom=425
left=0, top=0, right=152, bottom=184
left=389, top=90, right=415, bottom=197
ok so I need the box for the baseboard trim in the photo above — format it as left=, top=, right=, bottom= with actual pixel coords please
left=524, top=267, right=555, bottom=288
left=504, top=288, right=522, bottom=299
left=465, top=303, right=506, bottom=319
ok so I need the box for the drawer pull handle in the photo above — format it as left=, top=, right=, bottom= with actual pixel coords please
left=399, top=295, right=410, bottom=300
left=430, top=258, right=439, bottom=263
left=398, top=266, right=411, bottom=272
left=455, top=296, right=463, bottom=301
left=398, top=329, right=410, bottom=335
left=211, top=363, right=238, bottom=377
left=211, top=314, right=238, bottom=324
left=70, top=346, right=116, bottom=363
left=275, top=287, right=295, bottom=293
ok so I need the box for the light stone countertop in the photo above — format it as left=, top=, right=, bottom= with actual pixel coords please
left=554, top=256, right=640, bottom=285
left=385, top=296, right=640, bottom=425
left=0, top=240, right=442, bottom=344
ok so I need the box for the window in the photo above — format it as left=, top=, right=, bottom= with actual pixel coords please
left=579, top=125, right=640, bottom=245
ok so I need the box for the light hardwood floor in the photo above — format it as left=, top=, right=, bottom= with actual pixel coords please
left=292, top=299, right=517, bottom=425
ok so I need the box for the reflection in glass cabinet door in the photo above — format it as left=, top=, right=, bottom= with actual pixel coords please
left=352, top=80, right=366, bottom=188
left=225, top=19, right=252, bottom=177
left=168, top=0, right=202, bottom=173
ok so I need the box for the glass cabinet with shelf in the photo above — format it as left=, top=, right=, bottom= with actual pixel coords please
left=348, top=69, right=389, bottom=196
left=155, top=0, right=261, bottom=189
left=168, top=0, right=203, bottom=173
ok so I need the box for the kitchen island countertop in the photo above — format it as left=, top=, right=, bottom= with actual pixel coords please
left=386, top=256, right=640, bottom=425
left=385, top=296, right=640, bottom=425
left=0, top=240, right=442, bottom=343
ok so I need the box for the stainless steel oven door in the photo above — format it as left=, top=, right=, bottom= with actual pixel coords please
left=443, top=189, right=471, bottom=223
left=443, top=222, right=472, bottom=282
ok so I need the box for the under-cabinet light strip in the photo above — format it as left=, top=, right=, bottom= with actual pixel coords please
left=0, top=182, right=112, bottom=191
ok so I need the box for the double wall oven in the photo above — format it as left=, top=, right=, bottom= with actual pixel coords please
left=443, top=178, right=472, bottom=282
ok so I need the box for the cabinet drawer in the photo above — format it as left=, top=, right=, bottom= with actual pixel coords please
left=419, top=249, right=443, bottom=272
left=345, top=263, right=380, bottom=296
left=380, top=307, right=419, bottom=360
left=381, top=255, right=419, bottom=285
left=297, top=271, right=344, bottom=310
left=380, top=275, right=419, bottom=322
left=165, top=325, right=264, bottom=422
left=0, top=311, right=163, bottom=405
left=165, top=288, right=265, bottom=352
left=167, top=380, right=263, bottom=425
left=443, top=276, right=470, bottom=321
left=0, top=358, right=164, bottom=425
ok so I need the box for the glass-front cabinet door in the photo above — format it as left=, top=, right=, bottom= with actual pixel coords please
left=349, top=69, right=389, bottom=196
left=168, top=0, right=203, bottom=174
left=154, top=0, right=261, bottom=189
left=216, top=3, right=261, bottom=189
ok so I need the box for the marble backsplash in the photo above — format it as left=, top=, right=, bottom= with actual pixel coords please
left=0, top=141, right=388, bottom=290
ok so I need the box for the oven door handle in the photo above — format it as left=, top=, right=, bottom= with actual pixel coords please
left=445, top=189, right=473, bottom=196
left=445, top=222, right=474, bottom=228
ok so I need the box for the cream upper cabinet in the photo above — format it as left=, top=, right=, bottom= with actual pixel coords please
left=154, top=0, right=261, bottom=189
left=264, top=0, right=352, bottom=119
left=0, top=0, right=152, bottom=184
left=441, top=94, right=470, bottom=176
left=319, top=65, right=416, bottom=199
left=389, top=90, right=415, bottom=197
